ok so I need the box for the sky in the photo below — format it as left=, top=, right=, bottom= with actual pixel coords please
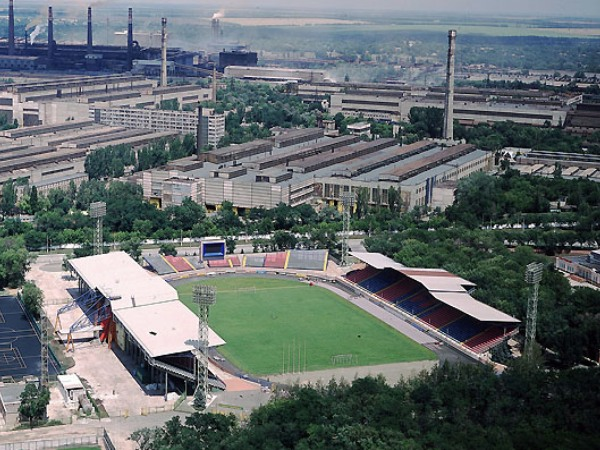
left=16, top=0, right=600, bottom=18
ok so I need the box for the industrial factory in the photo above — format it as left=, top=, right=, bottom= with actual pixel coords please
left=0, top=1, right=258, bottom=75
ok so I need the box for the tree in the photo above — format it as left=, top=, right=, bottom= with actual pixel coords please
left=387, top=186, right=401, bottom=213
left=225, top=237, right=236, bottom=255
left=356, top=187, right=369, bottom=219
left=19, top=383, right=50, bottom=428
left=20, top=281, right=44, bottom=320
left=0, top=237, right=29, bottom=289
left=0, top=178, right=16, bottom=217
left=121, top=236, right=143, bottom=262
left=159, top=243, right=177, bottom=256
left=29, top=186, right=39, bottom=214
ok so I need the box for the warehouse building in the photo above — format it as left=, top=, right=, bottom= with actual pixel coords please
left=0, top=75, right=212, bottom=126
left=296, top=82, right=575, bottom=127
left=135, top=136, right=492, bottom=212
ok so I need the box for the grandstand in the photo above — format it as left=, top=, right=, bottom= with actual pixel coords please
left=286, top=249, right=328, bottom=271
left=344, top=252, right=519, bottom=355
left=66, top=252, right=226, bottom=393
left=143, top=254, right=203, bottom=275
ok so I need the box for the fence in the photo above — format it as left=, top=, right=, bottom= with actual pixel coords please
left=103, top=428, right=116, bottom=450
left=0, top=433, right=101, bottom=450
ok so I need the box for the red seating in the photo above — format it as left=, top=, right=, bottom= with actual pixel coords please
left=465, top=327, right=511, bottom=353
left=346, top=266, right=379, bottom=284
left=227, top=256, right=241, bottom=267
left=264, top=252, right=287, bottom=269
left=420, top=306, right=464, bottom=328
left=377, top=280, right=417, bottom=301
left=164, top=255, right=194, bottom=272
left=207, top=259, right=230, bottom=268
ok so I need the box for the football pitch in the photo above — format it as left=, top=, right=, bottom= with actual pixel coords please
left=176, top=276, right=435, bottom=376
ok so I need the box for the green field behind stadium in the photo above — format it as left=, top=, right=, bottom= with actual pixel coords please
left=176, top=276, right=435, bottom=376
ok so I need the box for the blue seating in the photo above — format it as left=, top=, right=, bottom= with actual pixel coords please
left=440, top=315, right=486, bottom=342
left=359, top=268, right=398, bottom=293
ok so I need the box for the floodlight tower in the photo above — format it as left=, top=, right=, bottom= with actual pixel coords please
left=341, top=191, right=355, bottom=266
left=524, top=262, right=544, bottom=359
left=192, top=285, right=216, bottom=409
left=40, top=307, right=49, bottom=387
left=90, top=202, right=106, bottom=256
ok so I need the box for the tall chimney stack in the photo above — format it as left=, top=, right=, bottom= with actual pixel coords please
left=160, top=18, right=167, bottom=87
left=47, top=6, right=54, bottom=58
left=8, top=0, right=15, bottom=55
left=127, top=8, right=133, bottom=70
left=443, top=30, right=457, bottom=141
left=87, top=7, right=93, bottom=53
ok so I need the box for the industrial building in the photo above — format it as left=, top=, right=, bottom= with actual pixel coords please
left=133, top=132, right=492, bottom=211
left=0, top=4, right=151, bottom=72
left=324, top=83, right=572, bottom=127
left=224, top=66, right=329, bottom=83
left=91, top=107, right=225, bottom=148
left=0, top=119, right=179, bottom=195
left=511, top=150, right=600, bottom=182
left=0, top=75, right=212, bottom=126
left=555, top=249, right=600, bottom=287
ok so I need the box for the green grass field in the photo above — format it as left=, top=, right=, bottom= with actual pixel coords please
left=177, top=276, right=435, bottom=376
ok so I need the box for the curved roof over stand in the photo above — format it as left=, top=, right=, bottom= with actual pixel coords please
left=350, top=252, right=519, bottom=324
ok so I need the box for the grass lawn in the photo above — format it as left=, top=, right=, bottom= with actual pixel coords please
left=177, top=276, right=435, bottom=376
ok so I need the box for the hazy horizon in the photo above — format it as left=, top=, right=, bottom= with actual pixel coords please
left=14, top=0, right=600, bottom=19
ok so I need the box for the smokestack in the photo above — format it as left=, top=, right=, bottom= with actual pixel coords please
left=127, top=8, right=133, bottom=69
left=443, top=29, right=457, bottom=141
left=197, top=105, right=203, bottom=156
left=47, top=6, right=54, bottom=59
left=211, top=18, right=219, bottom=41
left=8, top=0, right=15, bottom=55
left=160, top=18, right=167, bottom=87
left=87, top=7, right=93, bottom=53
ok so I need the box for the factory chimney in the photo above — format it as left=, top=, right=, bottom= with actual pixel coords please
left=8, top=0, right=15, bottom=55
left=160, top=18, right=167, bottom=87
left=47, top=6, right=54, bottom=58
left=87, top=7, right=93, bottom=53
left=443, top=29, right=457, bottom=141
left=127, top=8, right=133, bottom=70
left=211, top=19, right=219, bottom=41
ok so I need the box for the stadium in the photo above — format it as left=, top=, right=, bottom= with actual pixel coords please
left=47, top=244, right=520, bottom=399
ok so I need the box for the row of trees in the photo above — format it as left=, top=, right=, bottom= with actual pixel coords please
left=84, top=135, right=197, bottom=180
left=1, top=179, right=342, bottom=257
left=133, top=362, right=600, bottom=449
left=446, top=169, right=600, bottom=231
left=405, top=105, right=600, bottom=154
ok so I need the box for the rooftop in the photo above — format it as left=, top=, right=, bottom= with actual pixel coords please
left=69, top=251, right=179, bottom=310
left=114, top=301, right=226, bottom=358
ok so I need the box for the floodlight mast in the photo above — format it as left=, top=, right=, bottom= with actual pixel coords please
left=40, top=307, right=49, bottom=387
left=341, top=191, right=355, bottom=267
left=524, top=262, right=544, bottom=359
left=90, top=202, right=106, bottom=256
left=192, top=285, right=216, bottom=408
